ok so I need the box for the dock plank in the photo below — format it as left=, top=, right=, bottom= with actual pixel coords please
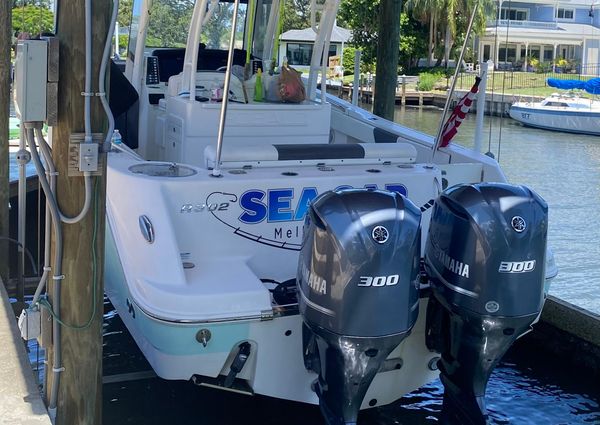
left=0, top=277, right=52, bottom=424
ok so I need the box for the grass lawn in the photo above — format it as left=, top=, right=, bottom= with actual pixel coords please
left=342, top=71, right=596, bottom=98
left=9, top=117, right=20, bottom=139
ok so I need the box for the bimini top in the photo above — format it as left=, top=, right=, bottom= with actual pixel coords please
left=547, top=78, right=600, bottom=95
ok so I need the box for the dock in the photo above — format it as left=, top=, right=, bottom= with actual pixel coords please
left=0, top=277, right=52, bottom=424
left=331, top=83, right=544, bottom=116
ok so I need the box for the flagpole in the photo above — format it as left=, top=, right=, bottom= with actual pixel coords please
left=430, top=2, right=480, bottom=160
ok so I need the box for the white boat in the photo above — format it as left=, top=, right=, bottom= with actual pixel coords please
left=102, top=1, right=556, bottom=423
left=509, top=78, right=600, bottom=136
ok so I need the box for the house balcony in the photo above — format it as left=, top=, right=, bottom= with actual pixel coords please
left=486, top=19, right=558, bottom=30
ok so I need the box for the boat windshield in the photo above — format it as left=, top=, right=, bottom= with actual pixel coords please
left=144, top=0, right=249, bottom=50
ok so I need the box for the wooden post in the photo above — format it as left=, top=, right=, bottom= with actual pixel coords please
left=45, top=1, right=110, bottom=424
left=401, top=75, right=406, bottom=106
left=0, top=0, right=10, bottom=282
left=373, top=0, right=402, bottom=120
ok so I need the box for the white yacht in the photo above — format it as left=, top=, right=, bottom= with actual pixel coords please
left=509, top=78, right=600, bottom=136
left=103, top=1, right=555, bottom=424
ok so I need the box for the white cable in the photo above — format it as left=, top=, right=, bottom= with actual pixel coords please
left=34, top=128, right=92, bottom=225
left=99, top=0, right=119, bottom=148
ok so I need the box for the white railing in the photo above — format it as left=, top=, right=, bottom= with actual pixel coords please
left=487, top=19, right=558, bottom=29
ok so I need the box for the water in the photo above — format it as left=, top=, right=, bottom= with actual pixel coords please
left=392, top=106, right=600, bottom=314
left=98, top=296, right=600, bottom=425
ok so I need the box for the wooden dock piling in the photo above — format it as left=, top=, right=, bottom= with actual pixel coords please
left=45, top=0, right=111, bottom=424
left=0, top=0, right=11, bottom=282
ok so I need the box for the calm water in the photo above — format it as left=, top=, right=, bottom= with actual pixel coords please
left=393, top=106, right=600, bottom=314
left=99, top=297, right=600, bottom=425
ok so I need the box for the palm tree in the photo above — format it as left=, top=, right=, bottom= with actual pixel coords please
left=405, top=0, right=495, bottom=68
left=404, top=0, right=444, bottom=66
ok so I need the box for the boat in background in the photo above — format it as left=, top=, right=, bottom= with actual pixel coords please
left=509, top=78, right=600, bottom=135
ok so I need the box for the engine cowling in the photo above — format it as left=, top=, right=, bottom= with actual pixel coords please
left=298, top=189, right=421, bottom=425
left=424, top=182, right=548, bottom=425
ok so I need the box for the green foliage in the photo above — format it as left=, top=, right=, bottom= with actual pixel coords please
left=12, top=5, right=54, bottom=36
left=146, top=1, right=194, bottom=48
left=282, top=0, right=311, bottom=32
left=338, top=0, right=379, bottom=64
left=342, top=46, right=356, bottom=75
left=417, top=71, right=444, bottom=91
left=118, top=0, right=133, bottom=28
left=339, top=1, right=427, bottom=72
left=404, top=0, right=497, bottom=68
left=398, top=12, right=427, bottom=70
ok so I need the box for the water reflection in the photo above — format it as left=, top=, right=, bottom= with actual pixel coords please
left=100, top=299, right=600, bottom=425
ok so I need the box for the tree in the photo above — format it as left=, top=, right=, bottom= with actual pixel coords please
left=338, top=0, right=379, bottom=65
left=12, top=5, right=54, bottom=36
left=118, top=0, right=133, bottom=28
left=338, top=0, right=427, bottom=71
left=404, top=0, right=495, bottom=68
left=282, top=0, right=311, bottom=32
left=146, top=1, right=194, bottom=48
left=398, top=12, right=427, bottom=70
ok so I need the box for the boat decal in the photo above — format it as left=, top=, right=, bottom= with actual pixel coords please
left=298, top=287, right=335, bottom=317
left=205, top=188, right=432, bottom=251
left=206, top=191, right=303, bottom=251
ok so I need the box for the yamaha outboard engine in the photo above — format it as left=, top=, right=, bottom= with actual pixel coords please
left=298, top=189, right=421, bottom=425
left=424, top=183, right=548, bottom=425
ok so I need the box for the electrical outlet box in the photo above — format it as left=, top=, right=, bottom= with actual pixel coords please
left=18, top=308, right=41, bottom=341
left=15, top=40, right=48, bottom=123
left=68, top=133, right=104, bottom=176
left=79, top=142, right=99, bottom=172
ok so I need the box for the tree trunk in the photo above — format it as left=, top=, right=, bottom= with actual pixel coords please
left=444, top=25, right=451, bottom=67
left=373, top=0, right=402, bottom=120
left=0, top=0, right=10, bottom=281
left=428, top=14, right=434, bottom=67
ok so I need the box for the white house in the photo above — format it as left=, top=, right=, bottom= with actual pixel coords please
left=278, top=25, right=352, bottom=73
left=480, top=0, right=600, bottom=73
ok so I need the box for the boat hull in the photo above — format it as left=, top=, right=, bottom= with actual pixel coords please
left=104, top=150, right=442, bottom=408
left=509, top=104, right=600, bottom=136
left=105, top=222, right=439, bottom=406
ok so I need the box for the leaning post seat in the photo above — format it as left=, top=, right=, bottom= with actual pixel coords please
left=204, top=143, right=418, bottom=169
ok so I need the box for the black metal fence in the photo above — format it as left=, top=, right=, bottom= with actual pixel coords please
left=456, top=64, right=600, bottom=91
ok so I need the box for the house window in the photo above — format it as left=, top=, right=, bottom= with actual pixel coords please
left=499, top=46, right=517, bottom=63
left=556, top=8, right=574, bottom=20
left=285, top=43, right=338, bottom=66
left=500, top=8, right=529, bottom=21
left=286, top=43, right=313, bottom=66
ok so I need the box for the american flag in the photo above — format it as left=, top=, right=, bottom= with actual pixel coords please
left=439, top=77, right=482, bottom=148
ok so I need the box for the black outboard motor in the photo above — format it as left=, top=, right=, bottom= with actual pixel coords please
left=424, top=183, right=548, bottom=425
left=298, top=189, right=422, bottom=425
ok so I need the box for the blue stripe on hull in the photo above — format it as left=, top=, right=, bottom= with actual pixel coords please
left=510, top=105, right=600, bottom=118
left=509, top=107, right=600, bottom=136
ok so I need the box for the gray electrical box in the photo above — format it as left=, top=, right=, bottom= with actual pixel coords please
left=15, top=40, right=48, bottom=123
